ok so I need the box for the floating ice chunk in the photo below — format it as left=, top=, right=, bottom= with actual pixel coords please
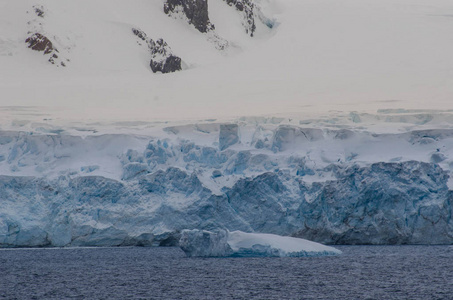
left=180, top=229, right=233, bottom=257
left=179, top=229, right=341, bottom=257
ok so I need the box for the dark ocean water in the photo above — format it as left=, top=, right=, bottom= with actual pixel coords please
left=1, top=245, right=452, bottom=299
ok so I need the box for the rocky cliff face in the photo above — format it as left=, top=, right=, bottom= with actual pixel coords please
left=25, top=33, right=64, bottom=66
left=25, top=33, right=54, bottom=55
left=164, top=0, right=214, bottom=33
left=149, top=39, right=182, bottom=73
left=163, top=0, right=229, bottom=50
left=132, top=29, right=182, bottom=73
left=24, top=5, right=68, bottom=67
left=19, top=0, right=268, bottom=68
left=223, top=0, right=256, bottom=36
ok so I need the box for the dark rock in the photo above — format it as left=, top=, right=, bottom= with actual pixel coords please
left=131, top=29, right=183, bottom=72
left=33, top=5, right=45, bottom=18
left=25, top=33, right=55, bottom=55
left=223, top=0, right=256, bottom=36
left=25, top=33, right=64, bottom=66
left=164, top=0, right=214, bottom=33
left=163, top=0, right=228, bottom=50
left=149, top=38, right=182, bottom=73
left=132, top=28, right=147, bottom=41
left=48, top=53, right=60, bottom=65
left=150, top=55, right=181, bottom=73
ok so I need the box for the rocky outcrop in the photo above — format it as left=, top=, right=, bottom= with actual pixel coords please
left=25, top=4, right=68, bottom=67
left=132, top=28, right=148, bottom=42
left=25, top=33, right=55, bottom=55
left=164, top=0, right=228, bottom=50
left=25, top=33, right=65, bottom=66
left=131, top=29, right=182, bottom=73
left=164, top=0, right=214, bottom=33
left=223, top=0, right=256, bottom=36
left=164, top=0, right=255, bottom=37
left=149, top=38, right=182, bottom=73
left=33, top=5, right=45, bottom=18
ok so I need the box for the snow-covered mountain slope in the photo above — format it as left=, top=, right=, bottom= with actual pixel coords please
left=1, top=0, right=453, bottom=125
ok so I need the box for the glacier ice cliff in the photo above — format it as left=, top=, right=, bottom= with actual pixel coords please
left=1, top=121, right=453, bottom=247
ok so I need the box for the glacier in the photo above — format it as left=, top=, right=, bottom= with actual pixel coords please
left=179, top=229, right=341, bottom=257
left=1, top=117, right=453, bottom=248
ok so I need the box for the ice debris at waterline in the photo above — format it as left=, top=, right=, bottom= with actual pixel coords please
left=179, top=230, right=341, bottom=257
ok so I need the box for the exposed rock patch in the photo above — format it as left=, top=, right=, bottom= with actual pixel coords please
left=164, top=0, right=214, bottom=33
left=223, top=0, right=256, bottom=36
left=25, top=5, right=69, bottom=67
left=33, top=5, right=45, bottom=18
left=25, top=33, right=54, bottom=54
left=132, top=28, right=148, bottom=41
left=164, top=0, right=228, bottom=50
left=149, top=38, right=182, bottom=73
left=206, top=32, right=229, bottom=50
left=131, top=28, right=183, bottom=73
left=25, top=33, right=66, bottom=67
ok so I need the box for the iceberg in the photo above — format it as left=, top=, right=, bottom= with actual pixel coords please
left=179, top=229, right=341, bottom=257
